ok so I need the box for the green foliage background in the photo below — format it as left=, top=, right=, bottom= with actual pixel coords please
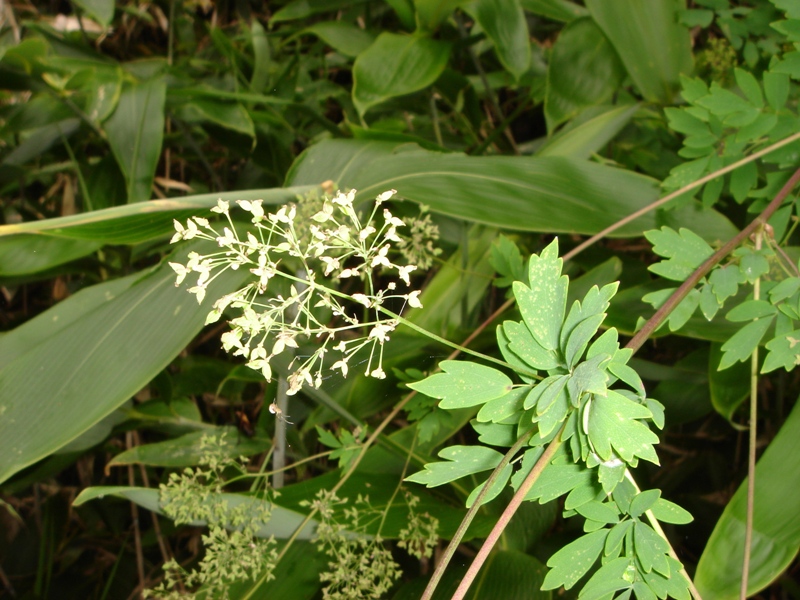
left=2, top=0, right=800, bottom=598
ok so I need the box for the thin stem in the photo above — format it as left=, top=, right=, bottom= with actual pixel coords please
left=420, top=428, right=534, bottom=600
left=450, top=426, right=565, bottom=600
left=564, top=131, right=800, bottom=263
left=741, top=228, right=763, bottom=599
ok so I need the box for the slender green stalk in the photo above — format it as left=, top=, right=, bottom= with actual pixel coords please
left=741, top=228, right=763, bottom=600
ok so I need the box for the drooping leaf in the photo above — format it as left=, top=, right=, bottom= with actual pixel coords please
left=696, top=395, right=800, bottom=597
left=0, top=247, right=249, bottom=484
left=104, top=77, right=166, bottom=203
left=544, top=17, right=625, bottom=130
left=285, top=140, right=739, bottom=242
left=404, top=445, right=504, bottom=487
left=407, top=360, right=513, bottom=409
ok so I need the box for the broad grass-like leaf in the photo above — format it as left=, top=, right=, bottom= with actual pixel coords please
left=352, top=33, right=451, bottom=116
left=586, top=0, right=693, bottom=104
left=520, top=0, right=587, bottom=21
left=405, top=445, right=504, bottom=487
left=73, top=486, right=320, bottom=539
left=537, top=104, right=639, bottom=159
left=72, top=0, right=115, bottom=26
left=408, top=360, right=512, bottom=409
left=285, top=139, right=739, bottom=241
left=0, top=186, right=315, bottom=276
left=104, top=77, right=166, bottom=203
left=107, top=428, right=271, bottom=468
left=544, top=17, right=625, bottom=131
left=0, top=252, right=248, bottom=484
left=696, top=396, right=800, bottom=597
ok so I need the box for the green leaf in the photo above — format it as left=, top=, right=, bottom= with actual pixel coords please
left=537, top=104, right=639, bottom=159
left=249, top=20, right=270, bottom=92
left=0, top=187, right=314, bottom=276
left=526, top=452, right=594, bottom=503
left=708, top=342, right=750, bottom=421
left=176, top=98, right=255, bottom=138
left=270, top=0, right=369, bottom=22
left=718, top=317, right=774, bottom=371
left=0, top=249, right=249, bottom=484
left=580, top=556, right=632, bottom=598
left=489, top=234, right=526, bottom=288
left=477, top=385, right=528, bottom=423
left=104, top=77, right=166, bottom=203
left=628, top=489, right=660, bottom=518
left=763, top=71, right=790, bottom=110
left=763, top=329, right=800, bottom=373
left=726, top=299, right=777, bottom=322
left=645, top=227, right=715, bottom=282
left=634, top=520, right=671, bottom=575
left=502, top=320, right=560, bottom=372
left=649, top=498, right=693, bottom=525
left=515, top=239, right=567, bottom=352
left=302, top=22, right=376, bottom=57
left=286, top=140, right=739, bottom=241
left=73, top=486, right=320, bottom=539
left=544, top=17, right=625, bottom=130
left=405, top=445, right=504, bottom=487
left=542, top=529, right=608, bottom=590
left=586, top=0, right=693, bottom=103
left=107, top=428, right=270, bottom=468
left=587, top=390, right=659, bottom=464
left=465, top=0, right=530, bottom=80
left=352, top=33, right=451, bottom=116
left=575, top=500, right=619, bottom=525
left=519, top=0, right=587, bottom=21
left=734, top=68, right=764, bottom=108
left=696, top=395, right=800, bottom=598
left=465, top=463, right=513, bottom=507
left=407, top=360, right=513, bottom=409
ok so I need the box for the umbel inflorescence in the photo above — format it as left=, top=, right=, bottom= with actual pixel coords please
left=169, top=189, right=430, bottom=395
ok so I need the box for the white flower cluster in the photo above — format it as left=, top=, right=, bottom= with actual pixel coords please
left=169, top=189, right=424, bottom=395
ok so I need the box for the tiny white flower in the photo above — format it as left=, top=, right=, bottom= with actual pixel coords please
left=216, top=227, right=236, bottom=247
left=331, top=360, right=349, bottom=377
left=320, top=256, right=340, bottom=276
left=169, top=262, right=190, bottom=285
left=211, top=199, right=230, bottom=214
left=376, top=189, right=396, bottom=204
left=170, top=219, right=185, bottom=244
left=352, top=293, right=371, bottom=307
left=193, top=216, right=209, bottom=228
left=397, top=264, right=417, bottom=285
left=407, top=290, right=423, bottom=308
left=359, top=226, right=376, bottom=241
left=340, top=268, right=358, bottom=278
left=368, top=322, right=394, bottom=343
left=370, top=368, right=386, bottom=379
left=371, top=244, right=392, bottom=268
left=187, top=285, right=207, bottom=304
left=383, top=208, right=405, bottom=228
